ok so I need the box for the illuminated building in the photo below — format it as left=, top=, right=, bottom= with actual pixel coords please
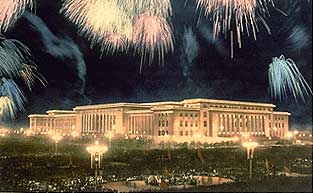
left=29, top=110, right=76, bottom=135
left=28, top=98, right=290, bottom=142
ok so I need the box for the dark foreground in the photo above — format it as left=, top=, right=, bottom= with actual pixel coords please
left=0, top=135, right=312, bottom=192
left=176, top=176, right=312, bottom=192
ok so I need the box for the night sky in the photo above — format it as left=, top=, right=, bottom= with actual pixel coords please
left=4, top=0, right=312, bottom=130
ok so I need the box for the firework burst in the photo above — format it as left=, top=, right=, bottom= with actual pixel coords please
left=132, top=13, right=174, bottom=71
left=196, top=0, right=273, bottom=57
left=19, top=63, right=47, bottom=90
left=268, top=55, right=312, bottom=103
left=0, top=37, right=31, bottom=78
left=0, top=0, right=34, bottom=32
left=0, top=37, right=46, bottom=119
left=118, top=0, right=172, bottom=18
left=61, top=0, right=133, bottom=52
left=0, top=78, right=26, bottom=120
left=61, top=0, right=174, bottom=69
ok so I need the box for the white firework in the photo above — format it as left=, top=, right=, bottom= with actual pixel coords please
left=0, top=37, right=31, bottom=78
left=268, top=55, right=312, bottom=102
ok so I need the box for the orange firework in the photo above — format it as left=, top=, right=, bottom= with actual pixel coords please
left=0, top=0, right=33, bottom=32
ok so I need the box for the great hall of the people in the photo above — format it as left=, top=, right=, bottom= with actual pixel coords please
left=28, top=98, right=290, bottom=143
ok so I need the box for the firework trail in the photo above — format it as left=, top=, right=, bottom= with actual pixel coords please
left=19, top=63, right=47, bottom=90
left=268, top=55, right=312, bottom=103
left=196, top=0, right=273, bottom=57
left=0, top=0, right=33, bottom=32
left=0, top=37, right=31, bottom=78
left=180, top=27, right=199, bottom=80
left=0, top=78, right=26, bottom=120
left=61, top=0, right=174, bottom=70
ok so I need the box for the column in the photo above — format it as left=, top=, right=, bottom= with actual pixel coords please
left=101, top=113, right=104, bottom=133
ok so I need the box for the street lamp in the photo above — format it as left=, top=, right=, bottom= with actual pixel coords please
left=86, top=141, right=108, bottom=177
left=242, top=139, right=259, bottom=179
left=51, top=133, right=63, bottom=155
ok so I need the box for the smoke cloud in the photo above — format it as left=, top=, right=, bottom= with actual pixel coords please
left=23, top=12, right=87, bottom=95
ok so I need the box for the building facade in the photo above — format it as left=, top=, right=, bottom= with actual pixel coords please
left=28, top=99, right=290, bottom=142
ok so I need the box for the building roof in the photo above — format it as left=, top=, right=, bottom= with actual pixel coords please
left=73, top=103, right=151, bottom=111
left=273, top=111, right=291, bottom=116
left=47, top=110, right=75, bottom=114
left=28, top=114, right=52, bottom=118
left=182, top=98, right=276, bottom=108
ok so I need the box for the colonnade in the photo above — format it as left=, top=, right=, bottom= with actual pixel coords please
left=218, top=114, right=266, bottom=135
left=128, top=115, right=153, bottom=135
left=81, top=112, right=116, bottom=134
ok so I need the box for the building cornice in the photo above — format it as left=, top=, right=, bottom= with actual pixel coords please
left=182, top=98, right=275, bottom=108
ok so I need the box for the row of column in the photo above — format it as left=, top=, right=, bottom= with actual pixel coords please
left=30, top=118, right=54, bottom=133
left=218, top=114, right=265, bottom=134
left=55, top=117, right=75, bottom=133
left=128, top=115, right=153, bottom=135
left=81, top=113, right=116, bottom=134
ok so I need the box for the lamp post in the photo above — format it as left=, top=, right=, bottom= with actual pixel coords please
left=242, top=140, right=259, bottom=179
left=86, top=141, right=108, bottom=177
left=51, top=133, right=63, bottom=155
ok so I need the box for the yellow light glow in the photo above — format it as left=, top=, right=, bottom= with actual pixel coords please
left=242, top=141, right=259, bottom=149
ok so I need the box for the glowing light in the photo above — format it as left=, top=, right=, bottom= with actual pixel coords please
left=25, top=129, right=35, bottom=136
left=51, top=133, right=63, bottom=143
left=71, top=130, right=80, bottom=138
left=269, top=55, right=312, bottom=102
left=286, top=132, right=293, bottom=139
left=242, top=140, right=259, bottom=149
left=86, top=141, right=108, bottom=155
left=196, top=0, right=273, bottom=56
left=0, top=0, right=34, bottom=32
